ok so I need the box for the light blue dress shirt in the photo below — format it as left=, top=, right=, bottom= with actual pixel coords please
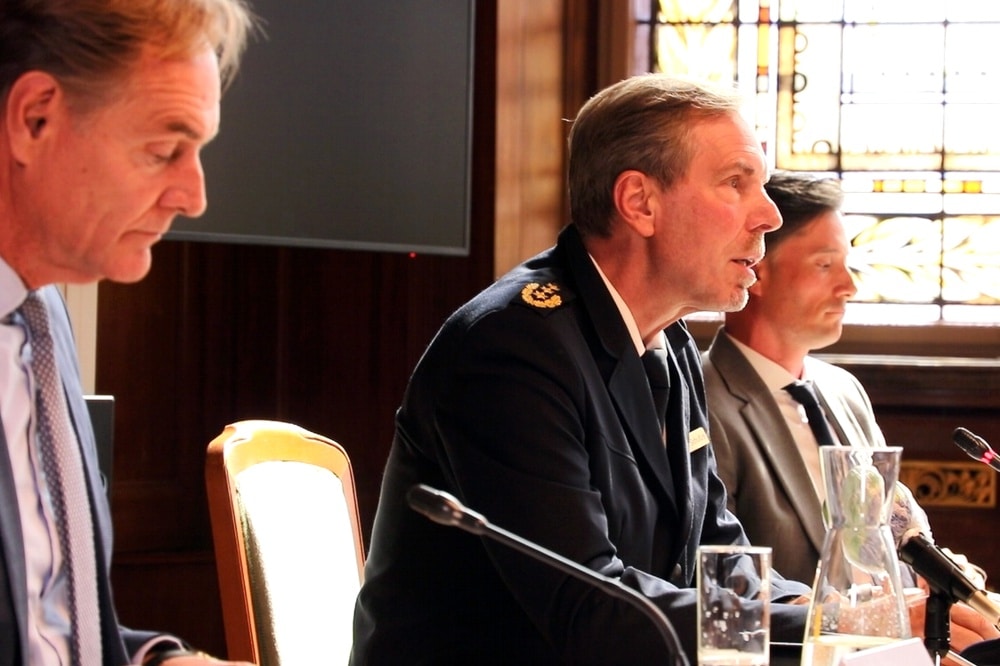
left=0, top=258, right=73, bottom=665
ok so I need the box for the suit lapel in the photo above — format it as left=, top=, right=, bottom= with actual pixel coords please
left=606, top=343, right=680, bottom=515
left=738, top=399, right=826, bottom=552
left=710, top=333, right=826, bottom=552
left=0, top=417, right=30, bottom=661
left=560, top=227, right=681, bottom=518
left=663, top=339, right=692, bottom=543
left=811, top=376, right=875, bottom=449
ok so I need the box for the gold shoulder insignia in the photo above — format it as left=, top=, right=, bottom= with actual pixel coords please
left=520, top=282, right=563, bottom=309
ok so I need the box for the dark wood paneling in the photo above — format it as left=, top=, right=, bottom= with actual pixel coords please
left=91, top=0, right=1000, bottom=654
left=98, top=1, right=497, bottom=655
left=111, top=553, right=225, bottom=656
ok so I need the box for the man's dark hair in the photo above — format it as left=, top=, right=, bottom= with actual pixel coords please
left=764, top=170, right=844, bottom=250
left=568, top=74, right=743, bottom=237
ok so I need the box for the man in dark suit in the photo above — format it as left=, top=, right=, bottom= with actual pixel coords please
left=351, top=74, right=812, bottom=665
left=702, top=170, right=1000, bottom=652
left=0, top=1, right=255, bottom=663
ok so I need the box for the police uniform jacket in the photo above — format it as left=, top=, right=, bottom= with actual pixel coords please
left=351, top=225, right=809, bottom=665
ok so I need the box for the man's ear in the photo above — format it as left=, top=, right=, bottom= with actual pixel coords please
left=612, top=170, right=657, bottom=238
left=4, top=71, right=61, bottom=164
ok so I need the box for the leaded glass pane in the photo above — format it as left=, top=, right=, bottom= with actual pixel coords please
left=844, top=215, right=944, bottom=304
left=657, top=0, right=735, bottom=23
left=943, top=217, right=1000, bottom=303
left=640, top=0, right=1000, bottom=324
left=777, top=23, right=842, bottom=170
left=655, top=24, right=738, bottom=81
left=945, top=305, right=1000, bottom=324
left=842, top=0, right=945, bottom=23
left=946, top=0, right=1000, bottom=22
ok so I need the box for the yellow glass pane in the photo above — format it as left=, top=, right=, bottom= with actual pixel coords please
left=654, top=25, right=737, bottom=81
left=644, top=0, right=1000, bottom=321
left=657, top=0, right=736, bottom=23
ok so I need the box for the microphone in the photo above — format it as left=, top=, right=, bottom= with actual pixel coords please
left=897, top=530, right=1000, bottom=629
left=406, top=483, right=689, bottom=666
left=953, top=427, right=1000, bottom=473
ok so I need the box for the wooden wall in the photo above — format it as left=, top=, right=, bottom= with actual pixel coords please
left=98, top=3, right=502, bottom=655
left=97, top=0, right=605, bottom=656
left=92, top=0, right=1000, bottom=657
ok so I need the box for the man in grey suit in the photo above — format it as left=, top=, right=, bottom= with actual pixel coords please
left=702, top=170, right=999, bottom=651
left=703, top=172, right=871, bottom=584
left=0, top=1, right=255, bottom=664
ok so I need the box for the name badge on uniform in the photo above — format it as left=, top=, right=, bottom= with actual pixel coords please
left=688, top=427, right=709, bottom=453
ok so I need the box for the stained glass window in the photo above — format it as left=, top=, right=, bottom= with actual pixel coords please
left=639, top=0, right=1000, bottom=325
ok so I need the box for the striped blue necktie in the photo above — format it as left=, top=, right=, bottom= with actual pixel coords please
left=22, top=292, right=102, bottom=664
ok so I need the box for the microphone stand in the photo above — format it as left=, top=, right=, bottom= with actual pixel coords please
left=925, top=589, right=978, bottom=666
left=407, top=484, right=690, bottom=666
left=925, top=590, right=951, bottom=664
left=473, top=515, right=689, bottom=666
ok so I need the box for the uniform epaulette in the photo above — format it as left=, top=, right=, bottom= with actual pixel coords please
left=518, top=281, right=565, bottom=310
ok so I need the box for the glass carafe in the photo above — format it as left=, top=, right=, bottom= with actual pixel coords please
left=801, top=446, right=910, bottom=666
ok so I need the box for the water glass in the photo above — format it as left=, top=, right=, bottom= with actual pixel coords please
left=697, top=545, right=771, bottom=666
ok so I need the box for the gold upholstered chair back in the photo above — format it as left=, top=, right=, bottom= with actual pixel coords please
left=205, top=419, right=365, bottom=665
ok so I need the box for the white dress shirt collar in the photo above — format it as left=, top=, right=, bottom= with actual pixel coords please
left=723, top=332, right=798, bottom=389
left=0, top=257, right=28, bottom=318
left=589, top=255, right=666, bottom=357
left=722, top=331, right=832, bottom=501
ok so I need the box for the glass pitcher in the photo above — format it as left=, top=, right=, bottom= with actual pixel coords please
left=801, top=446, right=911, bottom=666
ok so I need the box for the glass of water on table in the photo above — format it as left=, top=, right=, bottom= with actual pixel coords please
left=697, top=545, right=772, bottom=666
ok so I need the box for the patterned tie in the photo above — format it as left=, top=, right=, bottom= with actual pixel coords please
left=784, top=380, right=838, bottom=448
left=21, top=292, right=102, bottom=664
left=641, top=348, right=670, bottom=443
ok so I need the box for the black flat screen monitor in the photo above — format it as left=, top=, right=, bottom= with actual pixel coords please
left=84, top=395, right=114, bottom=491
left=167, top=0, right=476, bottom=256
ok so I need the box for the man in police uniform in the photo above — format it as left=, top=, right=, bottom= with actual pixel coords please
left=350, top=74, right=811, bottom=664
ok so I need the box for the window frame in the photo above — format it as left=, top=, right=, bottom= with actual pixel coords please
left=603, top=1, right=1000, bottom=358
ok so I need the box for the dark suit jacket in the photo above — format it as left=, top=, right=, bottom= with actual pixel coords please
left=0, top=286, right=161, bottom=665
left=351, top=226, right=809, bottom=665
left=702, top=329, right=886, bottom=584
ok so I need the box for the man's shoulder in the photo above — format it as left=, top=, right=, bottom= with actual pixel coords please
left=807, top=356, right=873, bottom=406
left=701, top=329, right=746, bottom=381
left=806, top=354, right=862, bottom=384
left=454, top=261, right=580, bottom=328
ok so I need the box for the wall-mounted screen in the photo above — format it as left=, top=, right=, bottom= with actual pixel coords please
left=167, top=0, right=476, bottom=255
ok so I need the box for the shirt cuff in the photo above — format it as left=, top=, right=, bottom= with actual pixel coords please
left=131, top=637, right=186, bottom=665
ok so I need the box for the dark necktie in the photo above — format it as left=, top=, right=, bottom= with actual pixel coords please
left=21, top=292, right=102, bottom=663
left=784, top=380, right=838, bottom=448
left=641, top=348, right=670, bottom=442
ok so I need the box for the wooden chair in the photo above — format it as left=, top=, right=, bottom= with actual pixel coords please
left=205, top=419, right=365, bottom=664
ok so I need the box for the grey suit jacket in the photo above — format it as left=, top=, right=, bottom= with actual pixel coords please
left=0, top=286, right=160, bottom=665
left=702, top=328, right=886, bottom=584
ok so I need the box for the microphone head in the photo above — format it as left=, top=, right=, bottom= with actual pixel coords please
left=954, top=427, right=991, bottom=460
left=407, top=483, right=462, bottom=525
left=406, top=483, right=487, bottom=534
